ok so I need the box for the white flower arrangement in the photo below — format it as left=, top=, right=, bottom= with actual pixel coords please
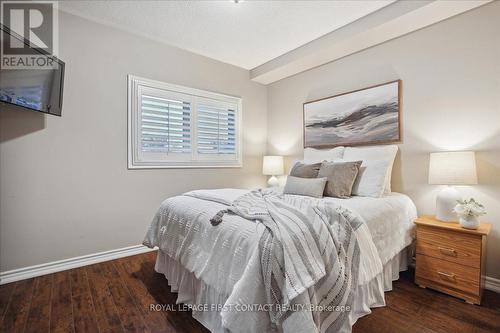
left=453, top=198, right=486, bottom=218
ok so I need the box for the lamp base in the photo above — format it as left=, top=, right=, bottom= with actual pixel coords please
left=267, top=175, right=279, bottom=187
left=436, top=186, right=461, bottom=222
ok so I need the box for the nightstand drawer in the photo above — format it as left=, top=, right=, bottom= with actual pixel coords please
left=416, top=225, right=481, bottom=268
left=416, top=254, right=480, bottom=297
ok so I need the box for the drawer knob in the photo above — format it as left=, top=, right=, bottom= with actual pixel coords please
left=438, top=271, right=456, bottom=282
left=438, top=246, right=457, bottom=257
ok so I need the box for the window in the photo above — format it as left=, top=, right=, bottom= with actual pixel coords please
left=128, top=75, right=242, bottom=168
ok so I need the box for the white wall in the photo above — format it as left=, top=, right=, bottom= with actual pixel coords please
left=267, top=3, right=500, bottom=278
left=0, top=11, right=267, bottom=271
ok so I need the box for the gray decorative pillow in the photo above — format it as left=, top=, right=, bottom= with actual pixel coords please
left=318, top=161, right=362, bottom=198
left=290, top=162, right=322, bottom=178
left=283, top=176, right=327, bottom=198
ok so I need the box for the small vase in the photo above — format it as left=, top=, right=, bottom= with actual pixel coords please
left=459, top=215, right=480, bottom=230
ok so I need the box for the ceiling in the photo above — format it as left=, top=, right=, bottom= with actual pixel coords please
left=59, top=0, right=394, bottom=70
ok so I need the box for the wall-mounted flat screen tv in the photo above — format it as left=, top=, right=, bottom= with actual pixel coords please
left=0, top=24, right=65, bottom=116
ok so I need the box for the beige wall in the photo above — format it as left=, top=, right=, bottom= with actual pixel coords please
left=267, top=3, right=500, bottom=278
left=1, top=3, right=499, bottom=282
left=0, top=12, right=267, bottom=271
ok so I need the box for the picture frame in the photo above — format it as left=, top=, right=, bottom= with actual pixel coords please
left=303, top=80, right=402, bottom=148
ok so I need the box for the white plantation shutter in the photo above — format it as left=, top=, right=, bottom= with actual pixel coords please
left=128, top=75, right=241, bottom=168
left=140, top=94, right=191, bottom=154
left=197, top=103, right=237, bottom=156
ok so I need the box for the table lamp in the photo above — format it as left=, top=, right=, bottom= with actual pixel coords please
left=429, top=151, right=478, bottom=222
left=263, top=156, right=284, bottom=187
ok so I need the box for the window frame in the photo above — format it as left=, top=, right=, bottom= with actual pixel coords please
left=128, top=75, right=242, bottom=169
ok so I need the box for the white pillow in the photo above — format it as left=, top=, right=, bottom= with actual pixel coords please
left=303, top=146, right=344, bottom=163
left=349, top=159, right=392, bottom=198
left=343, top=145, right=398, bottom=193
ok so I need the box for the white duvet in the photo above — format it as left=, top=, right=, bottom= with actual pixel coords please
left=143, top=189, right=417, bottom=330
left=321, top=193, right=417, bottom=265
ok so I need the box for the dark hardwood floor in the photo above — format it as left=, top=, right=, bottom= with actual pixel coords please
left=0, top=251, right=499, bottom=333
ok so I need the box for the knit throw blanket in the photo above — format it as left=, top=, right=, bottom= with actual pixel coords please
left=211, top=189, right=362, bottom=331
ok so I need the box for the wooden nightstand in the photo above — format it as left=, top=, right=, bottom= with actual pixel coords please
left=415, top=215, right=491, bottom=304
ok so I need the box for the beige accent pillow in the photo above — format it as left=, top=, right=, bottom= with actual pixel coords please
left=318, top=161, right=362, bottom=198
left=283, top=176, right=327, bottom=198
left=290, top=162, right=322, bottom=178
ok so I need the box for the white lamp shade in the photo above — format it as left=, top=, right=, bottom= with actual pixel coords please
left=429, top=151, right=477, bottom=185
left=263, top=156, right=284, bottom=176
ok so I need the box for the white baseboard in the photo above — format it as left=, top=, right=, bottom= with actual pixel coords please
left=0, top=244, right=155, bottom=285
left=485, top=276, right=500, bottom=293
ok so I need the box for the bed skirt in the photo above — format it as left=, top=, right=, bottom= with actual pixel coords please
left=154, top=248, right=409, bottom=332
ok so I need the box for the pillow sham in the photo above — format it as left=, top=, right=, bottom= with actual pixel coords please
left=343, top=145, right=398, bottom=193
left=289, top=161, right=322, bottom=178
left=349, top=159, right=392, bottom=198
left=283, top=176, right=327, bottom=198
left=303, top=146, right=344, bottom=163
left=317, top=161, right=362, bottom=198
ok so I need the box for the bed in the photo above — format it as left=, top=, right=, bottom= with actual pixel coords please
left=144, top=189, right=417, bottom=332
left=143, top=145, right=418, bottom=333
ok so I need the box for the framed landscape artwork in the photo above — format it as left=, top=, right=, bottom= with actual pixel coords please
left=303, top=80, right=401, bottom=148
